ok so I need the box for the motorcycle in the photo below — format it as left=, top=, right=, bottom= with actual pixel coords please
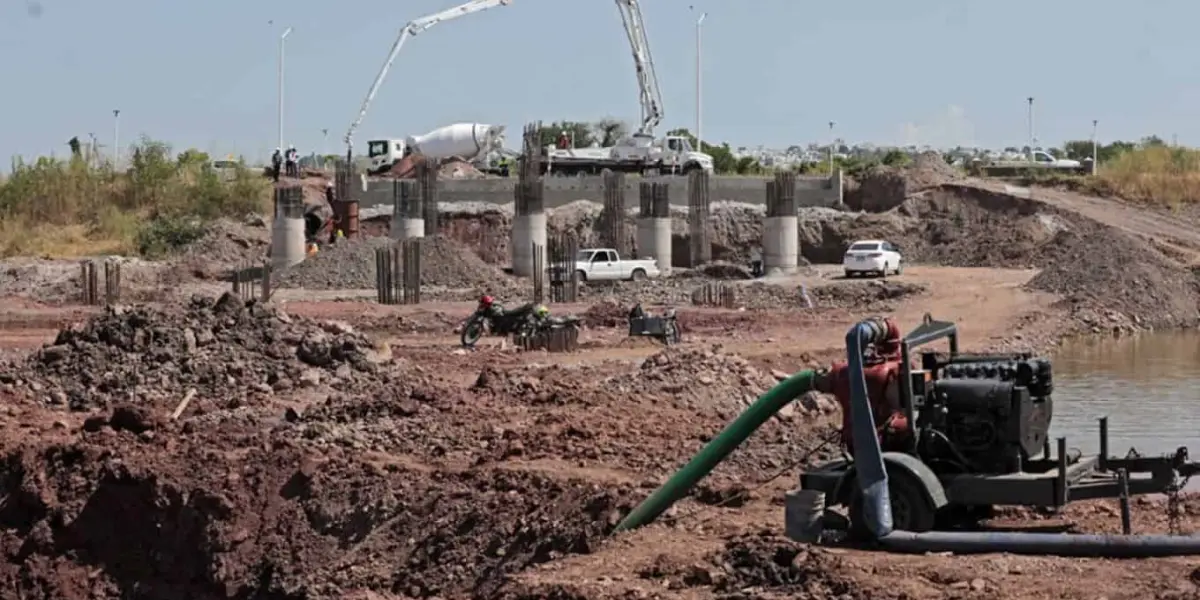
left=460, top=302, right=540, bottom=347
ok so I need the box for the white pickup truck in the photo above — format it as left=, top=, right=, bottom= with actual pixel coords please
left=574, top=248, right=661, bottom=282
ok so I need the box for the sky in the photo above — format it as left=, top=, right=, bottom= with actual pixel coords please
left=2, top=0, right=1198, bottom=164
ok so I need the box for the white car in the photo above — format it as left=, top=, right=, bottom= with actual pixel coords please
left=843, top=240, right=902, bottom=278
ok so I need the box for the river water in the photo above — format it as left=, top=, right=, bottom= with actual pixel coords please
left=1051, top=331, right=1200, bottom=459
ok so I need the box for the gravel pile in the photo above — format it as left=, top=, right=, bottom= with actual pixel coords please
left=275, top=235, right=514, bottom=291
left=0, top=292, right=384, bottom=411
left=1026, top=225, right=1200, bottom=333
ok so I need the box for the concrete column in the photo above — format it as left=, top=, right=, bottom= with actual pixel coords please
left=393, top=218, right=424, bottom=240
left=763, top=172, right=799, bottom=275
left=512, top=179, right=546, bottom=277
left=638, top=181, right=672, bottom=273
left=271, top=186, right=306, bottom=269
left=763, top=216, right=799, bottom=275
left=391, top=180, right=424, bottom=240
left=636, top=218, right=672, bottom=274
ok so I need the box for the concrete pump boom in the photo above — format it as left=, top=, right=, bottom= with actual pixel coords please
left=614, top=0, right=664, bottom=137
left=343, top=0, right=513, bottom=159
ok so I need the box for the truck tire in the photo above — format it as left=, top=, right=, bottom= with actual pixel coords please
left=682, top=162, right=702, bottom=174
left=575, top=270, right=588, bottom=283
left=848, top=468, right=937, bottom=540
left=630, top=268, right=647, bottom=281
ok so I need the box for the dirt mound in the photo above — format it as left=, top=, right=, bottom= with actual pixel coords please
left=581, top=300, right=630, bottom=328
left=1027, top=226, right=1199, bottom=332
left=0, top=293, right=382, bottom=411
left=846, top=152, right=964, bottom=212
left=176, top=218, right=270, bottom=275
left=809, top=279, right=927, bottom=309
left=631, top=346, right=792, bottom=415
left=275, top=235, right=516, bottom=293
left=0, top=428, right=635, bottom=598
left=706, top=533, right=862, bottom=597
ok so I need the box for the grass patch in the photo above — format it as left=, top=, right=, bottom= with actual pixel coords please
left=1010, top=145, right=1200, bottom=209
left=1092, top=145, right=1200, bottom=208
left=0, top=138, right=270, bottom=258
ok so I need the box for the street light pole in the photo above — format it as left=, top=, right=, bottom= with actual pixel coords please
left=278, top=26, right=293, bottom=151
left=828, top=121, right=836, bottom=173
left=695, top=11, right=706, bottom=150
left=1026, top=97, right=1035, bottom=150
left=1092, top=119, right=1099, bottom=170
left=112, top=109, right=120, bottom=167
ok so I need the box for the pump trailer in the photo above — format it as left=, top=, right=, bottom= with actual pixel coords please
left=799, top=314, right=1200, bottom=538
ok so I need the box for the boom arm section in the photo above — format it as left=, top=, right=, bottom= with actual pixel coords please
left=343, top=0, right=513, bottom=158
left=614, top=0, right=664, bottom=137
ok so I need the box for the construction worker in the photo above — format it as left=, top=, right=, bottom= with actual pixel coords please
left=285, top=145, right=298, bottom=177
left=324, top=180, right=335, bottom=203
left=271, top=148, right=283, bottom=182
left=750, top=246, right=764, bottom=278
left=557, top=131, right=570, bottom=150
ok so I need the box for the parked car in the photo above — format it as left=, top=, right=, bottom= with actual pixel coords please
left=574, top=248, right=661, bottom=282
left=843, top=240, right=902, bottom=278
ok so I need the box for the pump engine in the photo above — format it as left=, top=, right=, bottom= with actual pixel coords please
left=912, top=354, right=1054, bottom=475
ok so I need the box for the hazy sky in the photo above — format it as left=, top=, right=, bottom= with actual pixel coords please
left=3, top=0, right=1196, bottom=162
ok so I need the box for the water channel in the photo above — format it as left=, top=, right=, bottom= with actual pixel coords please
left=1051, top=331, right=1200, bottom=463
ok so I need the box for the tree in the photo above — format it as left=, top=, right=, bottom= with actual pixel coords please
left=592, top=118, right=627, bottom=147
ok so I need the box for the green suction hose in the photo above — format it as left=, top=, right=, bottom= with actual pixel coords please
left=612, top=369, right=818, bottom=533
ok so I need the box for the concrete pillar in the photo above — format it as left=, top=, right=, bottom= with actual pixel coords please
left=638, top=181, right=672, bottom=274
left=271, top=186, right=306, bottom=269
left=391, top=180, right=424, bottom=240
left=512, top=213, right=548, bottom=277
left=512, top=179, right=546, bottom=277
left=763, top=216, right=799, bottom=274
left=763, top=172, right=799, bottom=275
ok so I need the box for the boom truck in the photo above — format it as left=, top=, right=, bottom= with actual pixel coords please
left=541, top=0, right=714, bottom=176
left=342, top=0, right=515, bottom=167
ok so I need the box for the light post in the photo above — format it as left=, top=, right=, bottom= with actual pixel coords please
left=278, top=26, right=293, bottom=151
left=321, top=128, right=329, bottom=168
left=828, top=121, right=836, bottom=173
left=694, top=10, right=706, bottom=150
left=112, top=109, right=120, bottom=167
left=1026, top=97, right=1035, bottom=150
left=1091, top=119, right=1099, bottom=172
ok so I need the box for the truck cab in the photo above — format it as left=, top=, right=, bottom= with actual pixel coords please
left=1029, top=150, right=1081, bottom=169
left=609, top=134, right=714, bottom=173
left=366, top=139, right=408, bottom=174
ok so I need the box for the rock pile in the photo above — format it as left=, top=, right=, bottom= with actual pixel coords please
left=0, top=292, right=384, bottom=411
left=275, top=235, right=518, bottom=294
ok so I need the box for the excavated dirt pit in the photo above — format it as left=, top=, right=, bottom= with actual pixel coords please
left=0, top=289, right=1199, bottom=598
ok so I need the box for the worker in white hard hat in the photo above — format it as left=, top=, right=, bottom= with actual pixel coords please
left=557, top=131, right=570, bottom=150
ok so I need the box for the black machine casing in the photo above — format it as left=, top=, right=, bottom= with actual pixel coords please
left=915, top=357, right=1054, bottom=475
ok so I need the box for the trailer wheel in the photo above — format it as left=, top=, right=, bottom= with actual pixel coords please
left=848, top=468, right=936, bottom=540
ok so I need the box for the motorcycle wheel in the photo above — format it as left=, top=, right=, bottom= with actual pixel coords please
left=461, top=319, right=486, bottom=347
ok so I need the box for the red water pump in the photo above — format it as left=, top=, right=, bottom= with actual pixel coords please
left=815, top=317, right=911, bottom=454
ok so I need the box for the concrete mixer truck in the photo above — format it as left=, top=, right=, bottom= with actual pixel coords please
left=365, top=123, right=510, bottom=175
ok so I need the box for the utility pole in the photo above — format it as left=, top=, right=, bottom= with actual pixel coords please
left=278, top=26, right=293, bottom=150
left=694, top=10, right=706, bottom=150
left=112, top=109, right=121, bottom=167
left=1091, top=119, right=1099, bottom=168
left=1026, top=97, right=1035, bottom=150
left=828, top=121, right=836, bottom=174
